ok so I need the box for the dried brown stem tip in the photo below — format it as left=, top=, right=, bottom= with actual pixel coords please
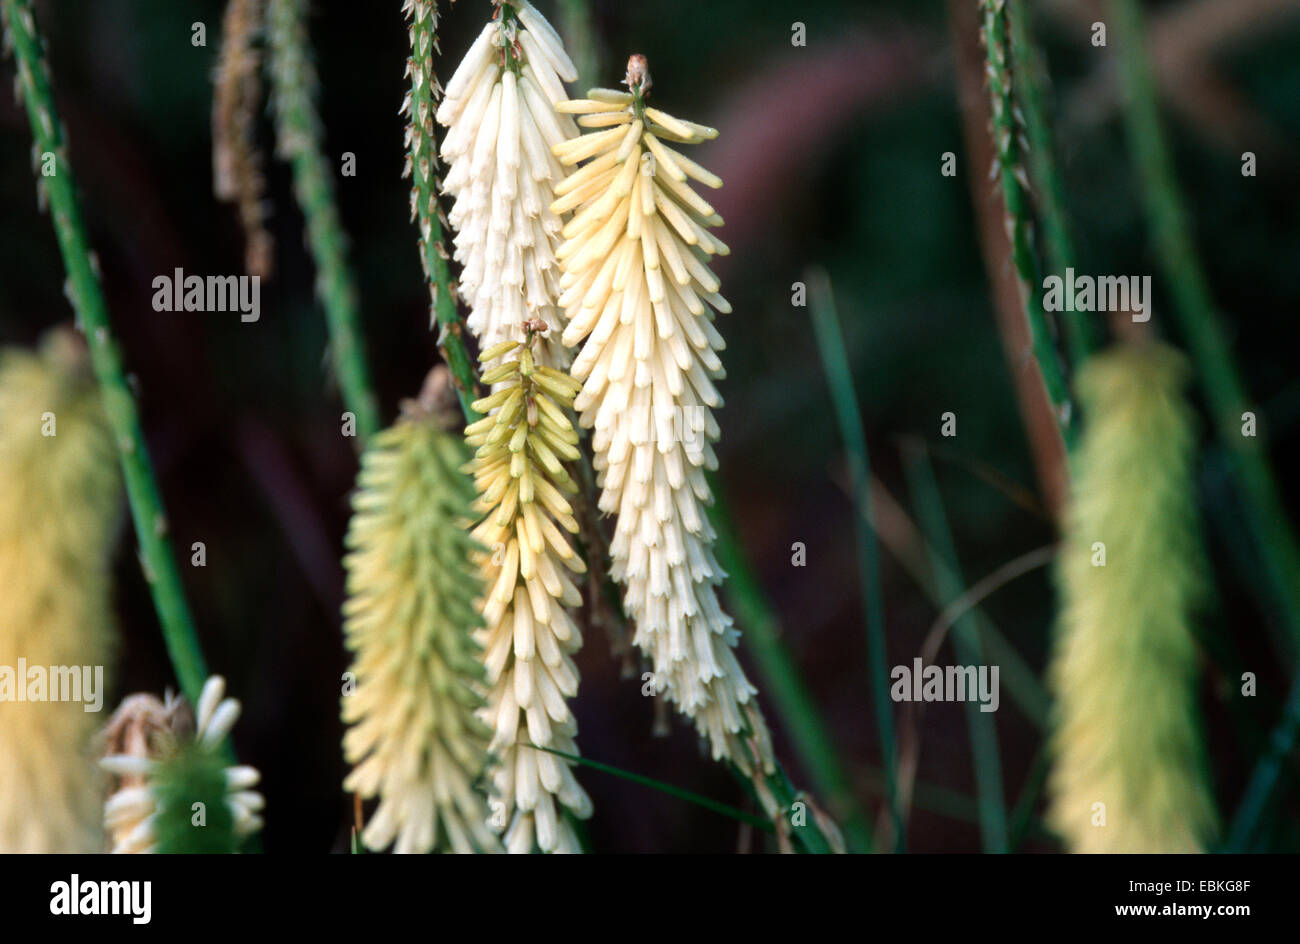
left=213, top=0, right=273, bottom=278
left=624, top=54, right=651, bottom=96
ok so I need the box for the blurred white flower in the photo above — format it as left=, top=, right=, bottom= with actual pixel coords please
left=100, top=676, right=264, bottom=854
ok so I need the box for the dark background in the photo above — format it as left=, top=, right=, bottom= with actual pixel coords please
left=1, top=0, right=1298, bottom=852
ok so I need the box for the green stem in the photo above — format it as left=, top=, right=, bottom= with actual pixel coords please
left=529, top=744, right=773, bottom=832
left=1108, top=0, right=1300, bottom=661
left=980, top=0, right=1076, bottom=449
left=710, top=478, right=873, bottom=853
left=1007, top=744, right=1052, bottom=850
left=902, top=446, right=1009, bottom=853
left=2, top=0, right=209, bottom=706
left=806, top=268, right=903, bottom=851
left=1006, top=0, right=1098, bottom=368
left=266, top=0, right=381, bottom=444
left=856, top=467, right=1051, bottom=728
left=1225, top=675, right=1300, bottom=851
left=405, top=0, right=480, bottom=422
left=760, top=765, right=836, bottom=853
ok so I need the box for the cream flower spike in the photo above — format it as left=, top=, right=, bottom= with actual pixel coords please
left=99, top=676, right=264, bottom=854
left=550, top=58, right=775, bottom=780
left=341, top=381, right=502, bottom=854
left=0, top=331, right=120, bottom=853
left=436, top=1, right=579, bottom=367
left=464, top=329, right=593, bottom=853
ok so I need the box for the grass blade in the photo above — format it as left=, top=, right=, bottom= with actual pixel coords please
left=806, top=268, right=902, bottom=850
left=711, top=478, right=873, bottom=852
left=902, top=444, right=1009, bottom=852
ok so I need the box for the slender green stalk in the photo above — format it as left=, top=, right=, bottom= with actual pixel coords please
left=532, top=745, right=773, bottom=833
left=2, top=0, right=209, bottom=705
left=1108, top=0, right=1300, bottom=661
left=710, top=479, right=873, bottom=852
left=1225, top=675, right=1300, bottom=851
left=902, top=446, right=1009, bottom=853
left=266, top=0, right=380, bottom=444
left=857, top=469, right=1051, bottom=728
left=541, top=744, right=848, bottom=854
left=1007, top=744, right=1051, bottom=850
left=1006, top=0, right=1098, bottom=367
left=403, top=0, right=479, bottom=422
left=758, top=766, right=837, bottom=854
left=858, top=761, right=1053, bottom=843
left=806, top=269, right=902, bottom=851
left=980, top=0, right=1076, bottom=449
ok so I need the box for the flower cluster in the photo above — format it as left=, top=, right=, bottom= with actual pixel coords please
left=1047, top=343, right=1217, bottom=853
left=0, top=331, right=120, bottom=853
left=550, top=62, right=774, bottom=778
left=341, top=401, right=501, bottom=853
left=100, top=676, right=264, bottom=854
left=464, top=334, right=592, bottom=853
left=437, top=1, right=579, bottom=367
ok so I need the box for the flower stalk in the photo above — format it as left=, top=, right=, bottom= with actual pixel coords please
left=1107, top=0, right=1300, bottom=662
left=267, top=0, right=381, bottom=444
left=979, top=0, right=1076, bottom=449
left=1, top=0, right=211, bottom=706
left=403, top=0, right=480, bottom=420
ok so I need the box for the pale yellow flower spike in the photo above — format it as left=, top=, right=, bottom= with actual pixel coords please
left=437, top=0, right=579, bottom=367
left=1047, top=343, right=1218, bottom=853
left=551, top=58, right=775, bottom=781
left=341, top=384, right=502, bottom=854
left=465, top=329, right=593, bottom=853
left=0, top=330, right=120, bottom=853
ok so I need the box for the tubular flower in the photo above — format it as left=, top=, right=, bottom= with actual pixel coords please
left=464, top=333, right=592, bottom=853
left=341, top=390, right=501, bottom=854
left=436, top=0, right=578, bottom=366
left=0, top=330, right=121, bottom=853
left=1047, top=343, right=1217, bottom=853
left=99, top=676, right=265, bottom=854
left=551, top=62, right=775, bottom=778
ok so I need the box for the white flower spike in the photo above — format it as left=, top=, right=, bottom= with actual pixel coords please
left=437, top=1, right=579, bottom=367
left=551, top=57, right=775, bottom=780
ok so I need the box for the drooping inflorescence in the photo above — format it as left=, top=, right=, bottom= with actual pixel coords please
left=463, top=332, right=592, bottom=853
left=0, top=331, right=121, bottom=853
left=436, top=0, right=579, bottom=367
left=340, top=388, right=501, bottom=853
left=100, top=676, right=265, bottom=854
left=1047, top=343, right=1217, bottom=853
left=550, top=59, right=775, bottom=780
